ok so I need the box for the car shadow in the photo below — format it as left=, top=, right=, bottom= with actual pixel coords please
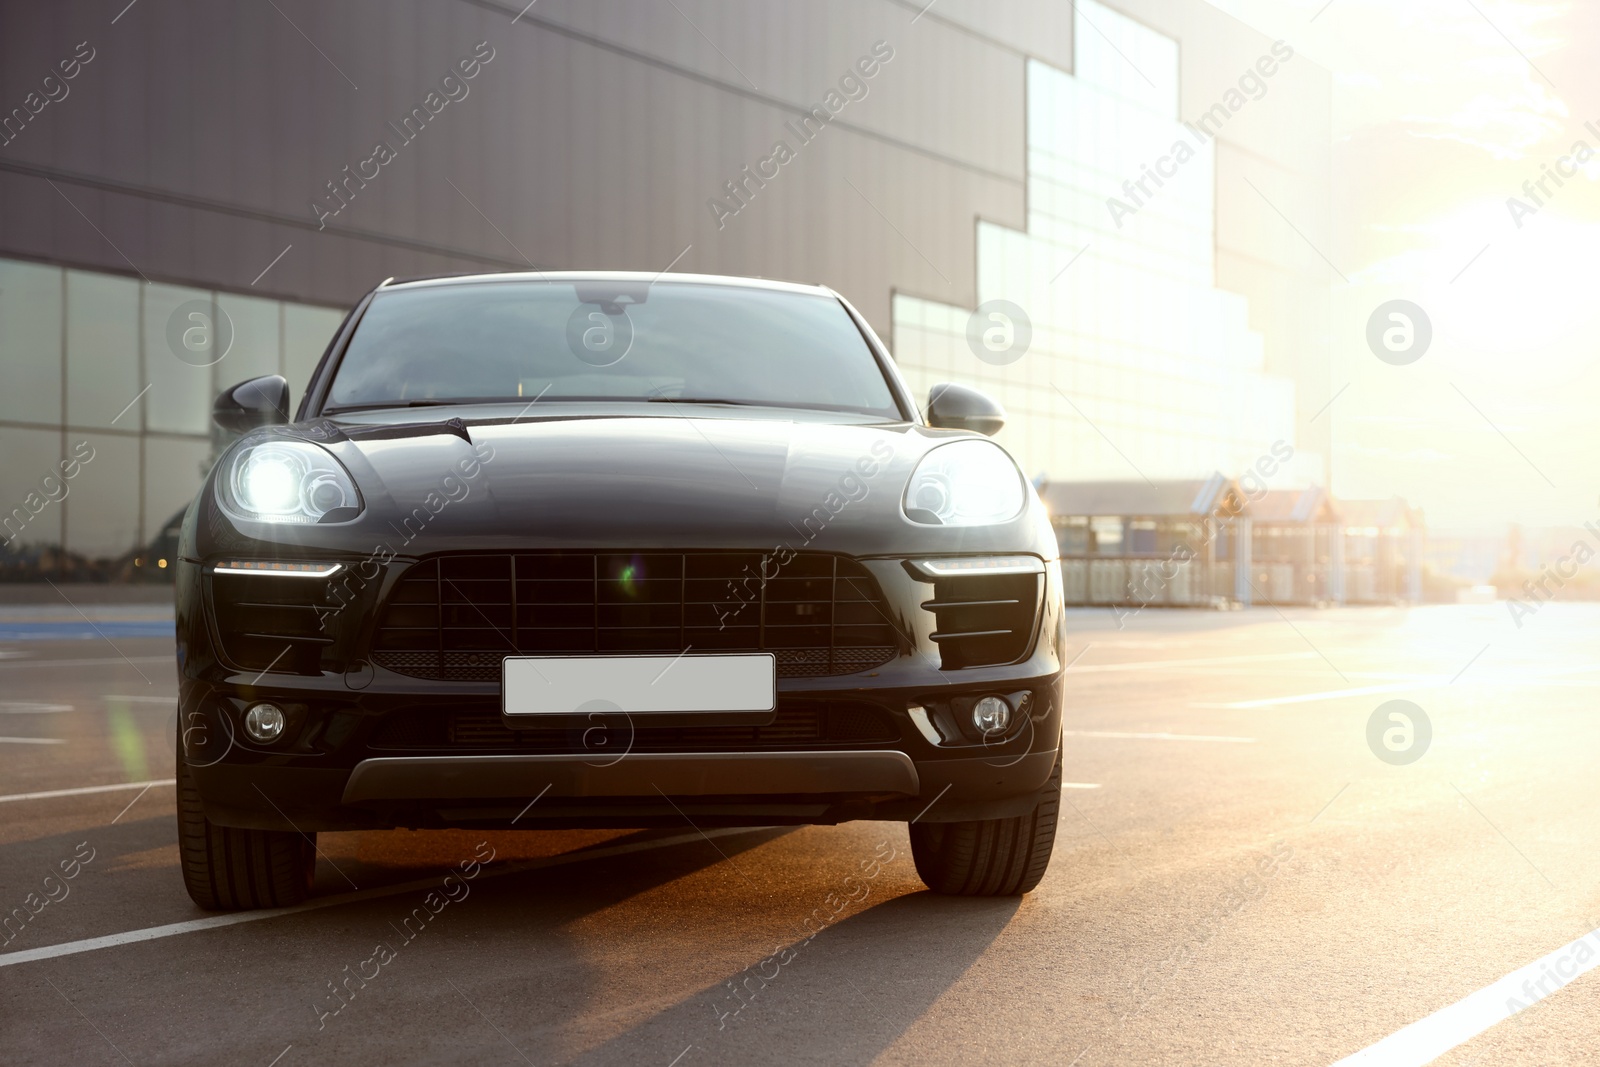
left=0, top=814, right=798, bottom=958
left=2, top=821, right=814, bottom=1065
left=0, top=810, right=183, bottom=955
left=565, top=889, right=1022, bottom=1066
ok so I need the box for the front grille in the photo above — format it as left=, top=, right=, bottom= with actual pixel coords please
left=210, top=571, right=338, bottom=674
left=370, top=552, right=900, bottom=680
left=923, top=572, right=1041, bottom=669
left=367, top=700, right=901, bottom=752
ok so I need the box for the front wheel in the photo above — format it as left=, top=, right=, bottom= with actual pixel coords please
left=176, top=752, right=316, bottom=911
left=909, top=751, right=1061, bottom=896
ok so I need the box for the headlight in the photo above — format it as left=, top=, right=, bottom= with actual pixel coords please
left=903, top=440, right=1025, bottom=526
left=219, top=441, right=362, bottom=524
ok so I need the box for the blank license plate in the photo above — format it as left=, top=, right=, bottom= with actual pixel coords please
left=502, top=654, right=775, bottom=716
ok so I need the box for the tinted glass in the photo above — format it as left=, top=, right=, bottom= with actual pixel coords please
left=326, top=281, right=899, bottom=417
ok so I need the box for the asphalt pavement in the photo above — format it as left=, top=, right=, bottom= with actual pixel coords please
left=2, top=597, right=1598, bottom=1065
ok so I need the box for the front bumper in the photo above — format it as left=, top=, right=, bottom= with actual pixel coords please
left=181, top=642, right=1064, bottom=831
left=189, top=744, right=1060, bottom=831
left=177, top=550, right=1068, bottom=832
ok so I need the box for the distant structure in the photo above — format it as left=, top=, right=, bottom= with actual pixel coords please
left=1041, top=478, right=1424, bottom=608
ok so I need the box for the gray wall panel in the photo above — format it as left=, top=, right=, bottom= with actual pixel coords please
left=0, top=0, right=1322, bottom=376
left=0, top=0, right=1026, bottom=334
left=900, top=0, right=1075, bottom=75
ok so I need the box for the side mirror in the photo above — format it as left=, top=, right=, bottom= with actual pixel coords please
left=926, top=382, right=1005, bottom=436
left=213, top=375, right=290, bottom=433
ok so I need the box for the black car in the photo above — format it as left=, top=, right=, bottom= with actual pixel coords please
left=175, top=272, right=1068, bottom=909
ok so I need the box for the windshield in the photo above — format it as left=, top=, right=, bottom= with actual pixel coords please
left=324, top=280, right=901, bottom=418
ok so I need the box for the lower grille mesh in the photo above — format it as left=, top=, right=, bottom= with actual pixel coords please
left=367, top=700, right=901, bottom=752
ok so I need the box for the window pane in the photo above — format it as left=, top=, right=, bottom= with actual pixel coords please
left=0, top=259, right=63, bottom=426
left=0, top=428, right=65, bottom=549
left=63, top=432, right=137, bottom=559
left=66, top=270, right=140, bottom=431
left=143, top=437, right=209, bottom=550
left=144, top=283, right=216, bottom=435
left=215, top=292, right=282, bottom=386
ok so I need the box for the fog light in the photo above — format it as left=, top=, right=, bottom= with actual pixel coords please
left=243, top=703, right=286, bottom=743
left=972, top=695, right=1012, bottom=735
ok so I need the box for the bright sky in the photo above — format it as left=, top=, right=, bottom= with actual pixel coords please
left=1203, top=0, right=1600, bottom=534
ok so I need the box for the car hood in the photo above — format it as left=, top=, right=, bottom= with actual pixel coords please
left=197, top=413, right=1054, bottom=559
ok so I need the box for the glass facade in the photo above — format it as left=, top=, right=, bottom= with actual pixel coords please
left=0, top=256, right=345, bottom=564
left=891, top=0, right=1310, bottom=486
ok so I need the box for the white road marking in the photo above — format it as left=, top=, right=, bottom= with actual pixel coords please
left=104, top=695, right=175, bottom=704
left=0, top=826, right=770, bottom=969
left=1064, top=730, right=1256, bottom=743
left=0, top=779, right=176, bottom=805
left=0, top=702, right=73, bottom=713
left=1201, top=662, right=1600, bottom=709
left=0, top=656, right=170, bottom=671
left=1062, top=783, right=1101, bottom=789
left=1066, top=652, right=1317, bottom=674
left=1196, top=680, right=1448, bottom=709
left=110, top=783, right=155, bottom=824
left=1331, top=925, right=1600, bottom=1066
left=0, top=737, right=65, bottom=745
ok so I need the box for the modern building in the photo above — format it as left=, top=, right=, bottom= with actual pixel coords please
left=0, top=0, right=1331, bottom=571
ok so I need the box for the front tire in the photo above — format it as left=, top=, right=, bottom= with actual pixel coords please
left=176, top=752, right=316, bottom=911
left=909, top=751, right=1061, bottom=896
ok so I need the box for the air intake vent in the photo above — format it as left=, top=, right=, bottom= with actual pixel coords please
left=922, top=571, right=1041, bottom=670
left=209, top=571, right=338, bottom=674
left=370, top=552, right=900, bottom=680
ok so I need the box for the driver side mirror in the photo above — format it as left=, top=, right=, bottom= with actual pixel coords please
left=926, top=382, right=1005, bottom=436
left=213, top=375, right=290, bottom=434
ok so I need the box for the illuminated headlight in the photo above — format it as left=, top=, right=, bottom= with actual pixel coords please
left=903, top=440, right=1025, bottom=526
left=219, top=442, right=362, bottom=524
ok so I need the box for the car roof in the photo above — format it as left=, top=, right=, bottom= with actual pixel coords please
left=379, top=271, right=835, bottom=297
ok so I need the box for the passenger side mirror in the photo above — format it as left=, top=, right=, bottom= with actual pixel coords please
left=213, top=375, right=290, bottom=433
left=926, top=382, right=1005, bottom=436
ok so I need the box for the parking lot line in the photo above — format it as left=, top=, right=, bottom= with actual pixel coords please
left=0, top=826, right=770, bottom=969
left=1066, top=652, right=1317, bottom=674
left=1199, top=681, right=1446, bottom=709
left=1203, top=662, right=1600, bottom=710
left=1064, top=730, right=1256, bottom=743
left=1331, top=924, right=1600, bottom=1066
left=0, top=656, right=171, bottom=671
left=0, top=737, right=65, bottom=745
left=0, top=779, right=176, bottom=805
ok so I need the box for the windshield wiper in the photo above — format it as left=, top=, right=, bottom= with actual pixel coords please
left=325, top=398, right=489, bottom=414
left=644, top=397, right=762, bottom=406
